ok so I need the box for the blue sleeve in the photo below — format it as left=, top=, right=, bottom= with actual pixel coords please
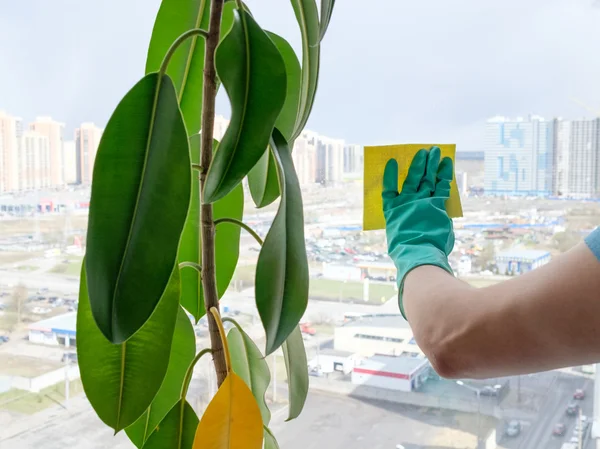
left=584, top=228, right=600, bottom=262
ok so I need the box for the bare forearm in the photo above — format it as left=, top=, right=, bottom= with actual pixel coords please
left=404, top=243, right=600, bottom=378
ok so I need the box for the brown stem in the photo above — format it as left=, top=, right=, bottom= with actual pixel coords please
left=199, top=0, right=227, bottom=386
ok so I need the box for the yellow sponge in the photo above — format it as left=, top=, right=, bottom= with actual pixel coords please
left=363, top=144, right=463, bottom=231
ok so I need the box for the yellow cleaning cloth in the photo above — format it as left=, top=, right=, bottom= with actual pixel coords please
left=363, top=144, right=463, bottom=231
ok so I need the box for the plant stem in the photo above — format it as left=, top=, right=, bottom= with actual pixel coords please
left=214, top=217, right=264, bottom=246
left=199, top=0, right=227, bottom=387
left=209, top=307, right=232, bottom=374
left=158, top=28, right=208, bottom=77
left=180, top=348, right=212, bottom=399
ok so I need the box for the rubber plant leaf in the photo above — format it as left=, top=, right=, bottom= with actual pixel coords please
left=85, top=72, right=191, bottom=343
left=247, top=31, right=300, bottom=208
left=192, top=372, right=263, bottom=449
left=290, top=0, right=320, bottom=141
left=126, top=307, right=196, bottom=447
left=143, top=399, right=199, bottom=449
left=263, top=427, right=280, bottom=449
left=255, top=128, right=309, bottom=355
left=282, top=326, right=309, bottom=421
left=203, top=8, right=287, bottom=203
left=227, top=326, right=271, bottom=425
left=178, top=136, right=243, bottom=321
left=77, top=265, right=180, bottom=432
left=146, top=0, right=236, bottom=134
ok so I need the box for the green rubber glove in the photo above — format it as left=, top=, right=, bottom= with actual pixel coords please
left=382, top=146, right=455, bottom=318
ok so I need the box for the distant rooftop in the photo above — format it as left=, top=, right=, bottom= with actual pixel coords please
left=359, top=354, right=428, bottom=375
left=343, top=314, right=410, bottom=330
left=456, top=151, right=484, bottom=161
left=29, top=312, right=76, bottom=335
left=319, top=349, right=356, bottom=358
left=496, top=249, right=551, bottom=262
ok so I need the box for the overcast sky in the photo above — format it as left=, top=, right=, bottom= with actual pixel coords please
left=2, top=0, right=600, bottom=150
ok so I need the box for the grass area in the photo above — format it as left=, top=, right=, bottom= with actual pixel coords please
left=15, top=265, right=38, bottom=271
left=311, top=323, right=335, bottom=335
left=0, top=378, right=84, bottom=414
left=50, top=258, right=83, bottom=276
left=0, top=353, right=62, bottom=377
left=309, top=278, right=396, bottom=305
left=0, top=251, right=43, bottom=265
left=230, top=263, right=256, bottom=290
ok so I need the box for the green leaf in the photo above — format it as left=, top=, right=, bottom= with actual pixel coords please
left=290, top=0, right=320, bottom=141
left=77, top=265, right=180, bottom=432
left=178, top=136, right=243, bottom=321
left=204, top=8, right=287, bottom=203
left=269, top=32, right=301, bottom=142
left=227, top=325, right=271, bottom=425
left=85, top=72, right=191, bottom=343
left=318, top=0, right=336, bottom=43
left=246, top=32, right=300, bottom=208
left=125, top=308, right=196, bottom=447
left=282, top=327, right=309, bottom=421
left=263, top=426, right=280, bottom=449
left=146, top=0, right=236, bottom=134
left=143, top=399, right=199, bottom=449
left=247, top=147, right=280, bottom=208
left=255, top=129, right=309, bottom=355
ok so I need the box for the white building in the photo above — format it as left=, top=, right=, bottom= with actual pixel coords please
left=19, top=131, right=51, bottom=191
left=28, top=312, right=77, bottom=347
left=352, top=354, right=430, bottom=392
left=63, top=140, right=77, bottom=184
left=334, top=314, right=423, bottom=358
left=309, top=349, right=358, bottom=375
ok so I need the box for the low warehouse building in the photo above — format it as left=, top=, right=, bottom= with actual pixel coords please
left=309, top=349, right=357, bottom=375
left=28, top=312, right=77, bottom=347
left=495, top=249, right=550, bottom=275
left=334, top=314, right=423, bottom=358
left=352, top=355, right=430, bottom=392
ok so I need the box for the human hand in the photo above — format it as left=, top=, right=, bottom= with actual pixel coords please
left=382, top=146, right=455, bottom=317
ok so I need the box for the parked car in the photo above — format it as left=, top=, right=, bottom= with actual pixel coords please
left=504, top=420, right=521, bottom=437
left=480, top=385, right=502, bottom=396
left=0, top=336, right=9, bottom=343
left=574, top=389, right=585, bottom=400
left=553, top=423, right=566, bottom=436
left=61, top=352, right=78, bottom=363
left=566, top=403, right=580, bottom=416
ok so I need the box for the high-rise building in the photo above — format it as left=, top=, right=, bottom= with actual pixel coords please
left=75, top=123, right=103, bottom=184
left=0, top=111, right=23, bottom=193
left=213, top=115, right=230, bottom=141
left=19, top=131, right=51, bottom=190
left=63, top=140, right=77, bottom=184
left=292, top=130, right=317, bottom=186
left=315, top=135, right=344, bottom=184
left=484, top=116, right=554, bottom=196
left=553, top=118, right=600, bottom=198
left=29, top=116, right=65, bottom=187
left=343, top=144, right=363, bottom=176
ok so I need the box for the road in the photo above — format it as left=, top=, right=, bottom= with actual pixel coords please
left=500, top=371, right=593, bottom=449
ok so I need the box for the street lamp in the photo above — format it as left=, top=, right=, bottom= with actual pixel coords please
left=456, top=381, right=481, bottom=448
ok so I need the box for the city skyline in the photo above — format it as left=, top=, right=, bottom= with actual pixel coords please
left=2, top=1, right=600, bottom=150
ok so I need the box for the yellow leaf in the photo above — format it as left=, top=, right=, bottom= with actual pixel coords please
left=193, top=372, right=263, bottom=449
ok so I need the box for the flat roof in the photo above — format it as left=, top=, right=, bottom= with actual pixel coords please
left=359, top=354, right=428, bottom=375
left=29, top=312, right=76, bottom=335
left=342, top=314, right=410, bottom=330
left=319, top=349, right=355, bottom=358
left=496, top=249, right=550, bottom=261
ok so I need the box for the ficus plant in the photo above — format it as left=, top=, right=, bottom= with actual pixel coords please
left=76, top=0, right=335, bottom=448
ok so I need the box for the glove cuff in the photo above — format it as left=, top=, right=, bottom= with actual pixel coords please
left=393, top=246, right=454, bottom=319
